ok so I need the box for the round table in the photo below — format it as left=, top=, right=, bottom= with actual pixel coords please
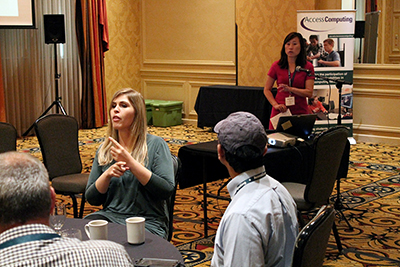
left=64, top=218, right=183, bottom=263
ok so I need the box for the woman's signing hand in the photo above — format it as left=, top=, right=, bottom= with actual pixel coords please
left=109, top=137, right=131, bottom=163
left=278, top=84, right=291, bottom=93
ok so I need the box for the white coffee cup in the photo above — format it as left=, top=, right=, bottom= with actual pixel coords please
left=85, top=220, right=108, bottom=240
left=126, top=217, right=145, bottom=244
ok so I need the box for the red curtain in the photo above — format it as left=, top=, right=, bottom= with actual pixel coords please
left=76, top=0, right=109, bottom=128
left=0, top=49, right=6, bottom=122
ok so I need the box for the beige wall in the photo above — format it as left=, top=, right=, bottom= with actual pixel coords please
left=104, top=0, right=400, bottom=144
left=315, top=1, right=341, bottom=10
left=353, top=64, right=400, bottom=144
left=142, top=1, right=235, bottom=62
left=352, top=0, right=400, bottom=144
left=104, top=0, right=141, bottom=105
left=140, top=0, right=236, bottom=123
left=236, top=0, right=315, bottom=86
left=379, top=0, right=400, bottom=64
left=105, top=0, right=316, bottom=121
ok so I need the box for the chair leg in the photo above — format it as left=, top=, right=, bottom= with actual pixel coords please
left=297, top=210, right=306, bottom=228
left=332, top=222, right=343, bottom=253
left=79, top=194, right=86, bottom=219
left=70, top=194, right=79, bottom=218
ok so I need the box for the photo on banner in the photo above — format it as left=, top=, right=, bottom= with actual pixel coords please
left=297, top=10, right=355, bottom=136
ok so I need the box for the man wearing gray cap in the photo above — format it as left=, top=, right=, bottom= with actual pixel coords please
left=211, top=112, right=298, bottom=267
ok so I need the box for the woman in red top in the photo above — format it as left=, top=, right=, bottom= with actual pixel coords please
left=264, top=32, right=315, bottom=129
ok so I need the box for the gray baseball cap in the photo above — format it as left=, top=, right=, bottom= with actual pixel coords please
left=214, top=112, right=268, bottom=155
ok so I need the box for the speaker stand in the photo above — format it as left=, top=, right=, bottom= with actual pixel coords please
left=23, top=43, right=67, bottom=136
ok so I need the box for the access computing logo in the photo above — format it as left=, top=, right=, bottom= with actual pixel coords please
left=300, top=15, right=353, bottom=32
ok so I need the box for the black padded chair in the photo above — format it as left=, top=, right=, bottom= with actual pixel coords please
left=34, top=114, right=88, bottom=218
left=292, top=205, right=335, bottom=267
left=0, top=122, right=17, bottom=153
left=167, top=154, right=181, bottom=241
left=282, top=126, right=349, bottom=252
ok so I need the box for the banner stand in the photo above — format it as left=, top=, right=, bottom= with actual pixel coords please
left=297, top=10, right=356, bottom=137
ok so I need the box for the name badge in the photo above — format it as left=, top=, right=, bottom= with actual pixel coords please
left=285, top=96, right=295, bottom=106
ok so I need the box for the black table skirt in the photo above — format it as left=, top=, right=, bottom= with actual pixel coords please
left=194, top=85, right=275, bottom=129
left=178, top=140, right=314, bottom=189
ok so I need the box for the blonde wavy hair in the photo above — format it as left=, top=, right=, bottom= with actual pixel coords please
left=98, top=88, right=148, bottom=166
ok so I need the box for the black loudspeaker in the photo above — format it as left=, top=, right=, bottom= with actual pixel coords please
left=44, top=14, right=65, bottom=44
left=354, top=21, right=365, bottom=38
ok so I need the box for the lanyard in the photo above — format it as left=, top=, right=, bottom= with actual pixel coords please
left=234, top=171, right=266, bottom=196
left=288, top=69, right=296, bottom=87
left=0, top=233, right=60, bottom=250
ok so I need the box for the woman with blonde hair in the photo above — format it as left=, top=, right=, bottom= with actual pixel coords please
left=85, top=88, right=174, bottom=239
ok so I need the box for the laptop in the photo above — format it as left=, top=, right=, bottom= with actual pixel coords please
left=275, top=114, right=317, bottom=139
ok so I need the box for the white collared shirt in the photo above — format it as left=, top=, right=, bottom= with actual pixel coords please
left=211, top=166, right=299, bottom=267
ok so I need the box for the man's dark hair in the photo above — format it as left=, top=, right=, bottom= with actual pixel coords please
left=223, top=145, right=264, bottom=173
left=309, top=35, right=318, bottom=41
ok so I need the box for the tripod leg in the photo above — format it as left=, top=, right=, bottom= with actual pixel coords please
left=334, top=194, right=354, bottom=231
left=336, top=209, right=353, bottom=231
left=55, top=100, right=67, bottom=115
left=332, top=222, right=343, bottom=253
left=22, top=101, right=58, bottom=136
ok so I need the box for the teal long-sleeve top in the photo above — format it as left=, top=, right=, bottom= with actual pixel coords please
left=85, top=134, right=175, bottom=239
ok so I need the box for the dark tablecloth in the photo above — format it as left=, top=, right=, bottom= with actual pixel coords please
left=194, top=85, right=274, bottom=129
left=64, top=218, right=183, bottom=262
left=178, top=140, right=314, bottom=189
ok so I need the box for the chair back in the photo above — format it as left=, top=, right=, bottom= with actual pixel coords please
left=305, top=126, right=348, bottom=206
left=0, top=122, right=17, bottom=153
left=167, top=154, right=181, bottom=241
left=292, top=205, right=335, bottom=267
left=34, top=114, right=83, bottom=179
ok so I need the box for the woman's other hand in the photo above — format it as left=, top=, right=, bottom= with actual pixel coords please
left=105, top=161, right=129, bottom=178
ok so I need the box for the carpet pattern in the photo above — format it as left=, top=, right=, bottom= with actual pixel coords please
left=16, top=125, right=400, bottom=266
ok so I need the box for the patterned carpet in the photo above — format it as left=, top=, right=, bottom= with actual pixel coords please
left=17, top=124, right=400, bottom=266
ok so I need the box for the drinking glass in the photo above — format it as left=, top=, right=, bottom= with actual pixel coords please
left=61, top=228, right=82, bottom=240
left=50, top=203, right=66, bottom=234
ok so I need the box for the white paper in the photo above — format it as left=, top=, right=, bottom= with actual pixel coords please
left=270, top=109, right=292, bottom=130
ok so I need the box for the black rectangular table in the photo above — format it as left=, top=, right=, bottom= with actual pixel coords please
left=178, top=140, right=313, bottom=189
left=194, top=85, right=274, bottom=129
left=64, top=218, right=183, bottom=263
left=178, top=140, right=314, bottom=237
